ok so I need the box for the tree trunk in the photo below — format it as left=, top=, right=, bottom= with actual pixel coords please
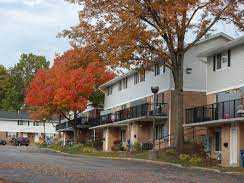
left=173, top=53, right=184, bottom=154
left=73, top=113, right=79, bottom=144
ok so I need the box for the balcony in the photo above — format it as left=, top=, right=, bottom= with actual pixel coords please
left=186, top=98, right=244, bottom=124
left=56, top=117, right=100, bottom=132
left=100, top=103, right=168, bottom=125
left=56, top=121, right=73, bottom=132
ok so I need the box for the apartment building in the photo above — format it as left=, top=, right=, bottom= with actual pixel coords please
left=55, top=102, right=102, bottom=145
left=0, top=110, right=57, bottom=144
left=185, top=35, right=244, bottom=167
left=90, top=33, right=235, bottom=157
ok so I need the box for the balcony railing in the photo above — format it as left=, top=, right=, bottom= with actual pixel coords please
left=186, top=98, right=244, bottom=124
left=100, top=103, right=168, bottom=125
left=56, top=117, right=100, bottom=131
left=56, top=121, right=73, bottom=131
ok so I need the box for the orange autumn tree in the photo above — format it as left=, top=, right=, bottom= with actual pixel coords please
left=64, top=0, right=244, bottom=152
left=25, top=48, right=114, bottom=143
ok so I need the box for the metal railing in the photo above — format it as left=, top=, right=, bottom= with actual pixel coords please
left=55, top=117, right=100, bottom=131
left=186, top=98, right=244, bottom=124
left=100, top=103, right=168, bottom=125
left=56, top=121, right=73, bottom=131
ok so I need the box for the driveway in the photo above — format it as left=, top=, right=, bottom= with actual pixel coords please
left=0, top=145, right=243, bottom=183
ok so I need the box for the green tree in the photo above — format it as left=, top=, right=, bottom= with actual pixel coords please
left=1, top=53, right=50, bottom=111
left=0, top=65, right=10, bottom=109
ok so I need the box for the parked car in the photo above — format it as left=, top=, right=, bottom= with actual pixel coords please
left=12, top=137, right=30, bottom=146
left=0, top=139, right=6, bottom=145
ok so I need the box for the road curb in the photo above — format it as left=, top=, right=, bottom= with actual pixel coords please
left=41, top=148, right=242, bottom=175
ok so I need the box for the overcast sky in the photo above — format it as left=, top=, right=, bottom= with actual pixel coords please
left=0, top=0, right=79, bottom=68
left=0, top=1, right=243, bottom=68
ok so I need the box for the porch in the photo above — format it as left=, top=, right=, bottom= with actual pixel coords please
left=90, top=103, right=169, bottom=151
left=184, top=98, right=244, bottom=167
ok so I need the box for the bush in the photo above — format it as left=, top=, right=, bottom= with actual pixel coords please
left=82, top=146, right=97, bottom=153
left=111, top=142, right=124, bottom=151
left=165, top=149, right=176, bottom=156
left=179, top=154, right=191, bottom=165
left=49, top=144, right=64, bottom=152
left=183, top=141, right=205, bottom=157
left=189, top=156, right=203, bottom=166
left=132, top=142, right=141, bottom=152
left=65, top=144, right=84, bottom=154
left=85, top=139, right=103, bottom=150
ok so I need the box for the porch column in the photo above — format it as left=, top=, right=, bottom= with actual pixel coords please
left=93, top=129, right=96, bottom=141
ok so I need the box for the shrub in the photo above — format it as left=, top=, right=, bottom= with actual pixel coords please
left=165, top=149, right=176, bottom=156
left=179, top=154, right=191, bottom=165
left=65, top=144, right=84, bottom=154
left=49, top=144, right=64, bottom=152
left=132, top=142, right=141, bottom=152
left=85, top=139, right=103, bottom=149
left=189, top=156, right=203, bottom=166
left=82, top=146, right=97, bottom=153
left=111, top=142, right=124, bottom=151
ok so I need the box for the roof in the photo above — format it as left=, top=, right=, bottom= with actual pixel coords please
left=99, top=32, right=234, bottom=89
left=195, top=32, right=234, bottom=45
left=198, top=34, right=244, bottom=57
left=0, top=111, right=31, bottom=120
left=99, top=69, right=136, bottom=90
left=0, top=110, right=59, bottom=122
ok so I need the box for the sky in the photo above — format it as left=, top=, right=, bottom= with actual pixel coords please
left=0, top=0, right=80, bottom=68
left=0, top=1, right=243, bottom=68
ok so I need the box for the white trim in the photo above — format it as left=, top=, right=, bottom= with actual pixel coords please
left=183, top=88, right=206, bottom=92
left=207, top=83, right=244, bottom=95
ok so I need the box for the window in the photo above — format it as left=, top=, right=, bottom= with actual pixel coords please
left=216, top=53, right=222, bottom=70
left=33, top=122, right=39, bottom=126
left=215, top=128, right=221, bottom=151
left=120, top=129, right=126, bottom=143
left=213, top=50, right=231, bottom=71
left=154, top=64, right=160, bottom=76
left=155, top=125, right=163, bottom=140
left=162, top=61, right=166, bottom=73
left=134, top=72, right=139, bottom=85
left=139, top=68, right=145, bottom=82
left=123, top=77, right=128, bottom=89
left=118, top=80, right=122, bottom=91
left=119, top=78, right=127, bottom=91
left=107, top=86, right=113, bottom=96
left=17, top=120, right=24, bottom=125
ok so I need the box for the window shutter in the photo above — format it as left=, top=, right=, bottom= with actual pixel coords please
left=213, top=55, right=216, bottom=71
left=228, top=50, right=231, bottom=67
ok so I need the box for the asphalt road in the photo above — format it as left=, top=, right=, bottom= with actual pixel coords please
left=0, top=146, right=243, bottom=183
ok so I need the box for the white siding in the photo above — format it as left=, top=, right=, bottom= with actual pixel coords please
left=104, top=68, right=173, bottom=110
left=207, top=45, right=244, bottom=94
left=103, top=36, right=232, bottom=110
left=0, top=120, right=57, bottom=134
left=184, top=37, right=231, bottom=91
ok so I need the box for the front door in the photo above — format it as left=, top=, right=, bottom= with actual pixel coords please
left=230, top=127, right=238, bottom=165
